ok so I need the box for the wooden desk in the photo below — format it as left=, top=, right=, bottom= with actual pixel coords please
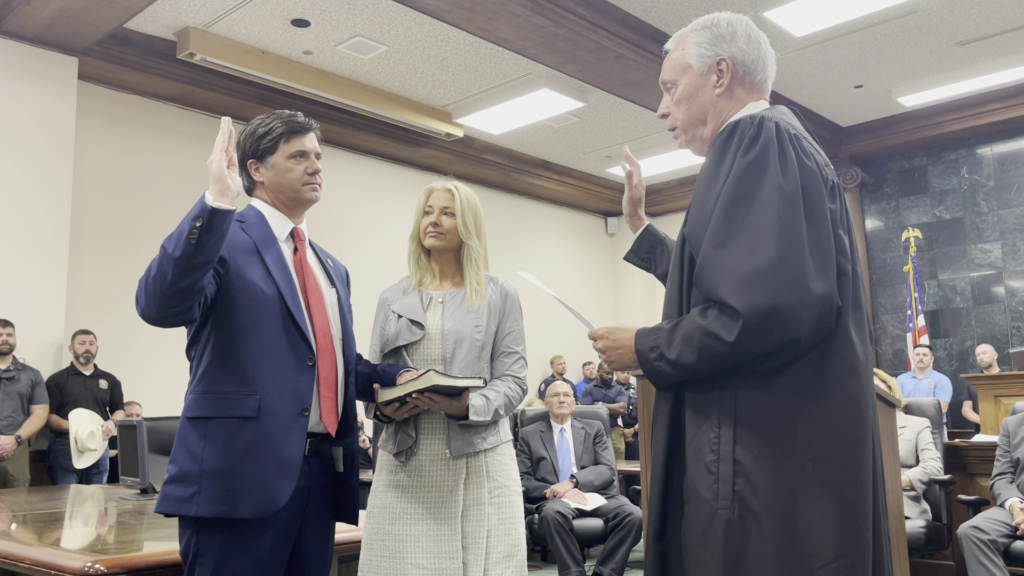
left=963, top=372, right=1024, bottom=436
left=0, top=485, right=362, bottom=575
left=616, top=460, right=640, bottom=477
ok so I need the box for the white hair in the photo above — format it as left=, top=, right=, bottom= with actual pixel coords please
left=665, top=12, right=777, bottom=96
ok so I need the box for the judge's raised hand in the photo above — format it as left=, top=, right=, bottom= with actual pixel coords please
left=588, top=326, right=640, bottom=372
left=208, top=116, right=244, bottom=206
left=621, top=145, right=649, bottom=235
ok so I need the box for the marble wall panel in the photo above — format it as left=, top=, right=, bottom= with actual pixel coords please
left=860, top=128, right=1024, bottom=421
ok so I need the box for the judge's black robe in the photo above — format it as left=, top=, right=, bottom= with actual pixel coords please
left=626, top=106, right=891, bottom=576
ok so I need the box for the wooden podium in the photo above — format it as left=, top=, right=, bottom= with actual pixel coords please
left=963, top=372, right=1024, bottom=435
left=634, top=372, right=907, bottom=576
left=876, top=387, right=911, bottom=576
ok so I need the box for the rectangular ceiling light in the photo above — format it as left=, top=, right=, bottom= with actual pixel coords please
left=606, top=149, right=704, bottom=178
left=897, top=65, right=1024, bottom=107
left=174, top=27, right=462, bottom=140
left=453, top=80, right=587, bottom=135
left=763, top=0, right=910, bottom=37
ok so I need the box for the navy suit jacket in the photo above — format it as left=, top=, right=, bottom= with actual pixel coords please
left=137, top=196, right=405, bottom=523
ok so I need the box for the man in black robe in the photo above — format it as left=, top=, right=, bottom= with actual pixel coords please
left=589, top=12, right=891, bottom=576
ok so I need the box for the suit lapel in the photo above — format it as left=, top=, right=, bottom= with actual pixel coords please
left=309, top=241, right=354, bottom=371
left=537, top=422, right=559, bottom=478
left=572, top=419, right=585, bottom=466
left=237, top=208, right=312, bottom=348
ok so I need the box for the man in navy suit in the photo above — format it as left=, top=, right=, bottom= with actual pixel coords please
left=137, top=112, right=418, bottom=575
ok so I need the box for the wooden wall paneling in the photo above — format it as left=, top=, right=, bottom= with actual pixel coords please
left=645, top=174, right=697, bottom=216
left=393, top=0, right=667, bottom=111
left=393, top=0, right=844, bottom=162
left=0, top=0, right=157, bottom=53
left=77, top=28, right=626, bottom=216
left=841, top=83, right=1024, bottom=160
left=836, top=162, right=874, bottom=331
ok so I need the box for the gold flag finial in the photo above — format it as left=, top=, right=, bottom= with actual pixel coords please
left=901, top=227, right=922, bottom=249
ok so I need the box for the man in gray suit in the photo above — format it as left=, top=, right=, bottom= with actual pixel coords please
left=517, top=381, right=642, bottom=576
left=958, top=412, right=1024, bottom=573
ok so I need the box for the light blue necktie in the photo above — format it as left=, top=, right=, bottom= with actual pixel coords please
left=557, top=426, right=573, bottom=482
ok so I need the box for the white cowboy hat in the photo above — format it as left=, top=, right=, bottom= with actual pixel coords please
left=59, top=484, right=104, bottom=550
left=68, top=408, right=106, bottom=470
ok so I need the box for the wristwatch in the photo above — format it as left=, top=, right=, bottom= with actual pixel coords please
left=14, top=435, right=23, bottom=446
left=569, top=474, right=579, bottom=489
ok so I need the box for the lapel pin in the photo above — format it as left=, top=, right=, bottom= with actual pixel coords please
left=327, top=259, right=334, bottom=268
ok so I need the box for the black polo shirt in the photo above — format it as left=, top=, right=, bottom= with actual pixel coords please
left=45, top=363, right=124, bottom=437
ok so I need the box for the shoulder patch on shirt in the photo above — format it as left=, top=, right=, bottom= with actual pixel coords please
left=98, top=379, right=108, bottom=390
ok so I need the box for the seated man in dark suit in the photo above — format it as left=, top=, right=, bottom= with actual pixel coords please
left=958, top=411, right=1024, bottom=574
left=517, top=381, right=642, bottom=576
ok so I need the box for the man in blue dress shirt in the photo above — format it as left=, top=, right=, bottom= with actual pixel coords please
left=897, top=344, right=953, bottom=422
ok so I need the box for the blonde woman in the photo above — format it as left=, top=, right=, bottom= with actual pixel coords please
left=874, top=368, right=943, bottom=520
left=359, top=180, right=528, bottom=575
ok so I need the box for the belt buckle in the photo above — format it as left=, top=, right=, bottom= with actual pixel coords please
left=305, top=438, right=315, bottom=456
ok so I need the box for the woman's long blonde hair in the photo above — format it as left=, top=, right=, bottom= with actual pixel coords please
left=407, top=180, right=489, bottom=308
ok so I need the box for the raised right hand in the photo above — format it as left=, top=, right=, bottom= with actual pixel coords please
left=620, top=145, right=648, bottom=234
left=208, top=117, right=244, bottom=205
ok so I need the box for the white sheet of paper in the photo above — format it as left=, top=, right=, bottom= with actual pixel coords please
left=969, top=434, right=999, bottom=442
left=517, top=271, right=595, bottom=330
left=563, top=492, right=607, bottom=511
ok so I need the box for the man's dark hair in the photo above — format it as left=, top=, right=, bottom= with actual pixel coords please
left=913, top=344, right=933, bottom=354
left=0, top=319, right=14, bottom=331
left=582, top=361, right=595, bottom=370
left=236, top=110, right=322, bottom=197
left=70, top=329, right=96, bottom=345
left=598, top=361, right=609, bottom=371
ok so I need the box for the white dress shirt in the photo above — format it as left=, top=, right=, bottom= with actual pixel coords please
left=632, top=99, right=771, bottom=240
left=204, top=193, right=345, bottom=434
left=550, top=418, right=578, bottom=475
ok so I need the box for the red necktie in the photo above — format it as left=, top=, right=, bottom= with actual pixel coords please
left=291, top=227, right=339, bottom=437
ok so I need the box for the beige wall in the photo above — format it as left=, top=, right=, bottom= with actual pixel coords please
left=67, top=83, right=635, bottom=416
left=0, top=39, right=78, bottom=375
left=9, top=38, right=682, bottom=417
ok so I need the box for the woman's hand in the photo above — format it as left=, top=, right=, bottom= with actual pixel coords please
left=373, top=384, right=425, bottom=421
left=408, top=390, right=470, bottom=419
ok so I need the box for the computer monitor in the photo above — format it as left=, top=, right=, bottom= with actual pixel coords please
left=117, top=419, right=158, bottom=501
left=1010, top=347, right=1024, bottom=372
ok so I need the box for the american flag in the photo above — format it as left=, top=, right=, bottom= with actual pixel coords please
left=905, top=249, right=929, bottom=370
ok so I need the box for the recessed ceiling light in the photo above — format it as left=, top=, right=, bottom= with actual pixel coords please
left=453, top=80, right=587, bottom=135
left=336, top=36, right=388, bottom=59
left=606, top=149, right=704, bottom=178
left=763, top=0, right=910, bottom=37
left=290, top=18, right=311, bottom=29
left=896, top=65, right=1024, bottom=107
